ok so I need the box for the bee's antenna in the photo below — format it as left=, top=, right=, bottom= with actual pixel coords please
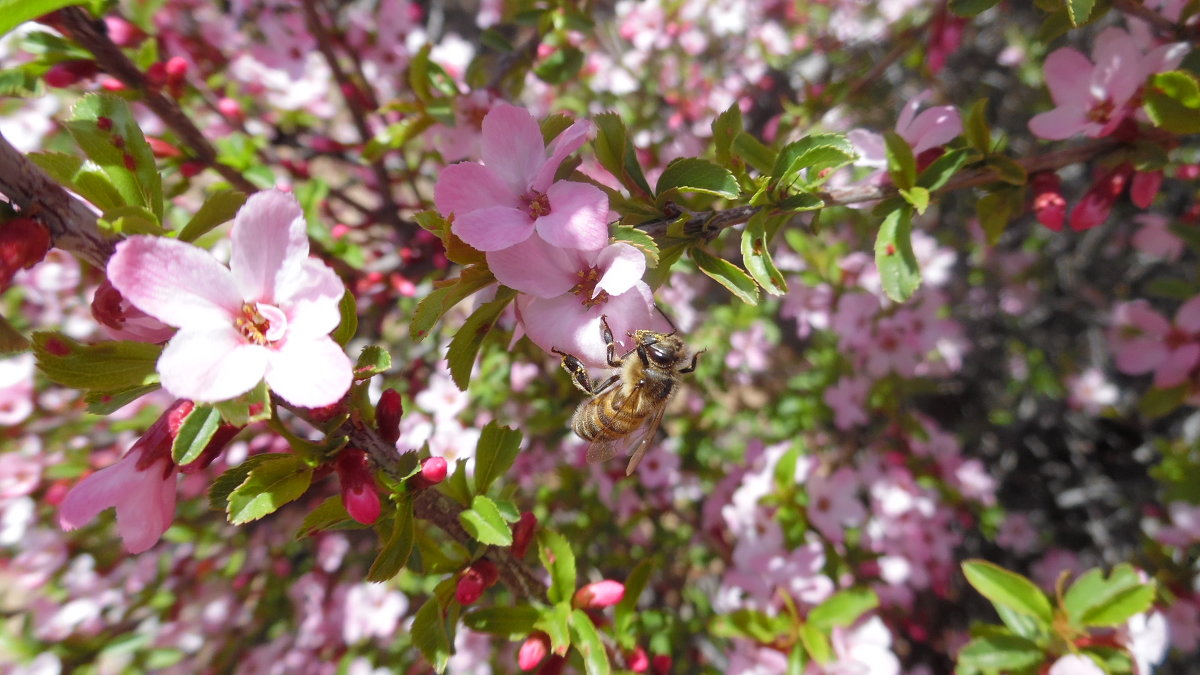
left=655, top=303, right=679, bottom=336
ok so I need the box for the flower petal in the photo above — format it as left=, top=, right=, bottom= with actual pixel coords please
left=480, top=103, right=545, bottom=194
left=434, top=162, right=521, bottom=217
left=531, top=119, right=593, bottom=192
left=1154, top=344, right=1200, bottom=388
left=283, top=259, right=346, bottom=338
left=595, top=243, right=646, bottom=298
left=451, top=206, right=536, bottom=252
left=107, top=236, right=241, bottom=329
left=1043, top=47, right=1094, bottom=107
left=535, top=181, right=610, bottom=250
left=904, top=106, right=961, bottom=154
left=115, top=461, right=176, bottom=553
left=1175, top=295, right=1200, bottom=332
left=1114, top=337, right=1167, bottom=375
left=265, top=336, right=352, bottom=407
left=59, top=452, right=139, bottom=531
left=230, top=190, right=310, bottom=304
left=1028, top=106, right=1090, bottom=140
left=486, top=234, right=578, bottom=298
left=158, top=327, right=270, bottom=402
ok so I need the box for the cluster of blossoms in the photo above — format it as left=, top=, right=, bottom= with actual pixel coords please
left=435, top=103, right=665, bottom=366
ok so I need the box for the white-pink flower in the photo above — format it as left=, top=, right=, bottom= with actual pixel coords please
left=1110, top=298, right=1200, bottom=389
left=58, top=448, right=176, bottom=554
left=434, top=103, right=609, bottom=252
left=107, top=190, right=352, bottom=407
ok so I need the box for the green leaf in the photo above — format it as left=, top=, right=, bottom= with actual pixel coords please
left=989, top=155, right=1028, bottom=186
left=917, top=148, right=971, bottom=192
left=537, top=603, right=571, bottom=653
left=593, top=112, right=653, bottom=199
left=772, top=133, right=857, bottom=189
left=225, top=454, right=313, bottom=525
left=171, top=404, right=222, bottom=465
left=614, top=559, right=653, bottom=637
left=799, top=622, right=833, bottom=664
left=611, top=225, right=661, bottom=267
left=331, top=290, right=358, bottom=347
left=207, top=455, right=275, bottom=511
left=533, top=46, right=584, bottom=84
left=899, top=186, right=930, bottom=215
left=364, top=115, right=435, bottom=162
left=807, top=589, right=879, bottom=631
left=412, top=596, right=452, bottom=673
left=446, top=287, right=515, bottom=390
left=691, top=246, right=760, bottom=305
left=464, top=606, right=540, bottom=638
left=538, top=529, right=577, bottom=605
left=459, top=495, right=514, bottom=546
left=711, top=609, right=790, bottom=643
left=178, top=190, right=247, bottom=242
left=64, top=94, right=163, bottom=220
left=101, top=204, right=165, bottom=235
left=994, top=603, right=1046, bottom=641
left=976, top=188, right=1023, bottom=245
left=213, top=380, right=271, bottom=427
left=473, top=422, right=522, bottom=495
left=570, top=609, right=612, bottom=675
left=28, top=152, right=125, bottom=212
left=733, top=132, right=776, bottom=175
left=950, top=0, right=1001, bottom=16
left=883, top=130, right=916, bottom=190
left=655, top=158, right=740, bottom=201
left=1145, top=71, right=1200, bottom=134
left=0, top=64, right=44, bottom=97
left=85, top=383, right=161, bottom=415
left=1064, top=565, right=1157, bottom=628
left=712, top=103, right=744, bottom=167
left=32, top=332, right=161, bottom=391
left=874, top=207, right=921, bottom=302
left=741, top=211, right=788, bottom=296
left=354, top=344, right=391, bottom=380
left=963, top=98, right=992, bottom=153
left=410, top=266, right=495, bottom=342
left=0, top=314, right=28, bottom=354
left=1139, top=384, right=1187, bottom=419
left=0, top=0, right=91, bottom=38
left=1066, top=0, right=1095, bottom=25
left=962, top=560, right=1054, bottom=626
left=295, top=495, right=356, bottom=538
left=368, top=499, right=415, bottom=581
left=956, top=633, right=1044, bottom=671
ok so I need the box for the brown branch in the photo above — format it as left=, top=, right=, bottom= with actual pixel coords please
left=56, top=8, right=258, bottom=194
left=300, top=0, right=405, bottom=232
left=1111, top=0, right=1195, bottom=41
left=0, top=132, right=114, bottom=269
left=639, top=137, right=1124, bottom=238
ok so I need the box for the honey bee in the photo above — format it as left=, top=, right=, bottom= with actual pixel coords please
left=552, top=315, right=703, bottom=475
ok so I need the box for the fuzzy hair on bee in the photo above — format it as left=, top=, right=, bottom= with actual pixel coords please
left=552, top=315, right=702, bottom=475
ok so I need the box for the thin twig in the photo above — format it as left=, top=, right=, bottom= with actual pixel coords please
left=57, top=8, right=258, bottom=194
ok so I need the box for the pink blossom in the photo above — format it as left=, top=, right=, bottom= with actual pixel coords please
left=1029, top=28, right=1187, bottom=140
left=491, top=234, right=666, bottom=366
left=1066, top=368, right=1118, bottom=414
left=727, top=639, right=788, bottom=675
left=1048, top=655, right=1105, bottom=675
left=434, top=103, right=608, bottom=252
left=825, top=376, right=872, bottom=430
left=848, top=91, right=962, bottom=173
left=812, top=616, right=900, bottom=675
left=780, top=281, right=833, bottom=339
left=1119, top=611, right=1169, bottom=674
left=58, top=445, right=177, bottom=554
left=1165, top=597, right=1200, bottom=652
left=1110, top=298, right=1200, bottom=388
left=1131, top=214, right=1183, bottom=262
left=1153, top=501, right=1200, bottom=547
left=107, top=190, right=352, bottom=407
left=995, top=513, right=1039, bottom=555
left=807, top=467, right=866, bottom=543
left=0, top=353, right=34, bottom=426
left=341, top=582, right=408, bottom=644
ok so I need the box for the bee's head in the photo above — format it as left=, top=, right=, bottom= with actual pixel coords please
left=637, top=332, right=686, bottom=368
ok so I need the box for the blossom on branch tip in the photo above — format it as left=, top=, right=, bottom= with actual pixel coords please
left=434, top=103, right=609, bottom=252
left=106, top=190, right=352, bottom=407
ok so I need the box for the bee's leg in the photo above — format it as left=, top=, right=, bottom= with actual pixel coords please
left=599, top=315, right=624, bottom=367
left=552, top=348, right=596, bottom=394
left=679, top=348, right=706, bottom=374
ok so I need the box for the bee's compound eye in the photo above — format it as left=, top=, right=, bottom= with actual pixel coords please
left=647, top=343, right=673, bottom=364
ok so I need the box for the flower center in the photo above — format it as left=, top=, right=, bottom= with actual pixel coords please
left=1087, top=98, right=1115, bottom=124
left=524, top=192, right=551, bottom=219
left=570, top=266, right=610, bottom=309
left=236, top=302, right=288, bottom=345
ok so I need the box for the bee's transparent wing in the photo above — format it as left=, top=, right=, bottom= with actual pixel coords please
left=584, top=386, right=646, bottom=465
left=623, top=403, right=668, bottom=476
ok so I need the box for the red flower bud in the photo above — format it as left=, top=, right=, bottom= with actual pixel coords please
left=44, top=61, right=90, bottom=88
left=147, top=137, right=181, bottom=158
left=537, top=655, right=566, bottom=675
left=572, top=580, right=625, bottom=609
left=455, top=570, right=486, bottom=606
left=1130, top=170, right=1163, bottom=209
left=1030, top=172, right=1066, bottom=232
left=179, top=161, right=205, bottom=178
left=335, top=448, right=381, bottom=525
left=651, top=654, right=672, bottom=675
left=0, top=218, right=52, bottom=289
left=474, top=559, right=500, bottom=588
left=511, top=511, right=537, bottom=558
left=145, top=61, right=168, bottom=87
left=518, top=632, right=550, bottom=671
left=376, top=388, right=403, bottom=444
left=1070, top=163, right=1133, bottom=232
left=164, top=56, right=188, bottom=83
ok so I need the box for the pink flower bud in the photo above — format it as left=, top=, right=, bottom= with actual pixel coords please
left=336, top=448, right=381, bottom=525
left=217, top=97, right=243, bottom=121
left=626, top=646, right=649, bottom=672
left=147, top=137, right=181, bottom=158
left=1130, top=170, right=1163, bottom=209
left=421, top=456, right=448, bottom=484
left=375, top=388, right=403, bottom=444
left=572, top=580, right=625, bottom=609
left=100, top=77, right=126, bottom=92
left=518, top=632, right=550, bottom=671
left=44, top=63, right=82, bottom=88
left=164, top=57, right=188, bottom=83
left=103, top=16, right=143, bottom=46
left=511, top=511, right=537, bottom=558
